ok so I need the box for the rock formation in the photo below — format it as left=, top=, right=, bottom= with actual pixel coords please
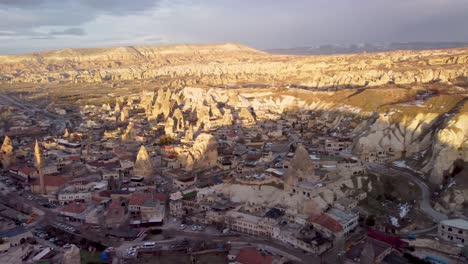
left=172, top=108, right=184, bottom=131
left=114, top=102, right=121, bottom=113
left=63, top=128, right=70, bottom=138
left=122, top=122, right=136, bottom=141
left=239, top=108, right=256, bottom=123
left=164, top=117, right=175, bottom=137
left=422, top=100, right=468, bottom=183
left=0, top=135, right=15, bottom=168
left=133, top=145, right=154, bottom=180
left=284, top=144, right=318, bottom=192
left=185, top=133, right=218, bottom=171
left=222, top=109, right=234, bottom=126
left=1, top=43, right=466, bottom=89
left=184, top=125, right=194, bottom=142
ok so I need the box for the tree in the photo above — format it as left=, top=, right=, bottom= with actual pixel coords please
left=365, top=215, right=376, bottom=227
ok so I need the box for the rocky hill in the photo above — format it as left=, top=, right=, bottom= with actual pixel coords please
left=0, top=43, right=467, bottom=195
left=0, top=43, right=467, bottom=90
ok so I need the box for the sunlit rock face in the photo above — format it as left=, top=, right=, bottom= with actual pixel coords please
left=284, top=144, right=319, bottom=192
left=185, top=133, right=218, bottom=171
left=423, top=102, right=468, bottom=184
left=122, top=122, right=136, bottom=141
left=133, top=145, right=154, bottom=180
left=1, top=43, right=467, bottom=88
left=0, top=135, right=15, bottom=168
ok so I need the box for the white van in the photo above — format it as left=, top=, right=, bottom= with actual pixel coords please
left=143, top=242, right=156, bottom=248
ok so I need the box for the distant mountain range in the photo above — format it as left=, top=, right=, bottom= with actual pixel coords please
left=265, top=42, right=468, bottom=55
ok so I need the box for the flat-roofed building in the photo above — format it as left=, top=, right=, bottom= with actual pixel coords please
left=438, top=218, right=468, bottom=245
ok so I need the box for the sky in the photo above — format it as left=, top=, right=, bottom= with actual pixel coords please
left=0, top=0, right=467, bottom=54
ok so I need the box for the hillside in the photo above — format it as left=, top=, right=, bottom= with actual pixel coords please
left=0, top=43, right=467, bottom=90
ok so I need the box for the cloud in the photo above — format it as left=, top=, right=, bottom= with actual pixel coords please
left=0, top=0, right=161, bottom=30
left=49, top=27, right=85, bottom=36
left=0, top=0, right=468, bottom=53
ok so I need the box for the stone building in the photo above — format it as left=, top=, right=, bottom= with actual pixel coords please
left=438, top=218, right=468, bottom=245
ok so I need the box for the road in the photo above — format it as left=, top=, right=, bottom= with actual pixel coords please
left=0, top=92, right=68, bottom=134
left=367, top=163, right=448, bottom=224
left=116, top=228, right=317, bottom=263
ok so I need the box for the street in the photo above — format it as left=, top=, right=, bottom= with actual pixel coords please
left=367, top=163, right=448, bottom=224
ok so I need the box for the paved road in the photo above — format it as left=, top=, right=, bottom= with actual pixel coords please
left=0, top=93, right=67, bottom=134
left=115, top=228, right=316, bottom=263
left=367, top=163, right=448, bottom=224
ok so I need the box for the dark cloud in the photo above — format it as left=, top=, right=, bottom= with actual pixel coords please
left=0, top=0, right=161, bottom=30
left=0, top=0, right=45, bottom=7
left=49, top=27, right=85, bottom=36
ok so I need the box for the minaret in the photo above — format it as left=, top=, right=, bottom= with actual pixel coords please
left=34, top=139, right=46, bottom=195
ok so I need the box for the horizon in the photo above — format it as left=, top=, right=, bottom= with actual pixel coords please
left=1, top=40, right=468, bottom=56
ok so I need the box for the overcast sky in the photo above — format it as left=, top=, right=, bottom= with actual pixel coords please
left=0, top=0, right=467, bottom=54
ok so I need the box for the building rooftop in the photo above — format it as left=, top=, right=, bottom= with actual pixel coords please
left=440, top=218, right=468, bottom=230
left=236, top=247, right=273, bottom=264
left=61, top=202, right=88, bottom=214
left=129, top=193, right=167, bottom=206
left=309, top=213, right=343, bottom=233
left=346, top=237, right=392, bottom=263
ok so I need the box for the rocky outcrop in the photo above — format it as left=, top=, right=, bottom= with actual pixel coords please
left=355, top=95, right=468, bottom=184
left=284, top=144, right=319, bottom=191
left=1, top=43, right=467, bottom=89
left=185, top=133, right=218, bottom=171
left=133, top=145, right=154, bottom=180
left=423, top=100, right=468, bottom=183
left=0, top=135, right=15, bottom=168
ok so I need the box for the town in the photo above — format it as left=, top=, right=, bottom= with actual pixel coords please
left=0, top=86, right=466, bottom=264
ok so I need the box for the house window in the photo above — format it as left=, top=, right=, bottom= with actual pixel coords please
left=458, top=230, right=463, bottom=234
left=448, top=227, right=452, bottom=232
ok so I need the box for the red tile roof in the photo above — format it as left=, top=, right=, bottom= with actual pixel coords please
left=18, top=167, right=36, bottom=175
left=32, top=176, right=69, bottom=187
left=236, top=247, right=273, bottom=264
left=308, top=213, right=344, bottom=233
left=61, top=202, right=88, bottom=214
left=129, top=193, right=167, bottom=206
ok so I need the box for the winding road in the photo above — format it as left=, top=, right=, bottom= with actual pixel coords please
left=367, top=163, right=448, bottom=225
left=0, top=92, right=68, bottom=134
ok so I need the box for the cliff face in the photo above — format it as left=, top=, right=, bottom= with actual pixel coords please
left=423, top=100, right=468, bottom=183
left=0, top=43, right=467, bottom=89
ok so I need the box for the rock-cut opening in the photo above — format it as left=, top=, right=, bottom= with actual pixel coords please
left=451, top=159, right=465, bottom=177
